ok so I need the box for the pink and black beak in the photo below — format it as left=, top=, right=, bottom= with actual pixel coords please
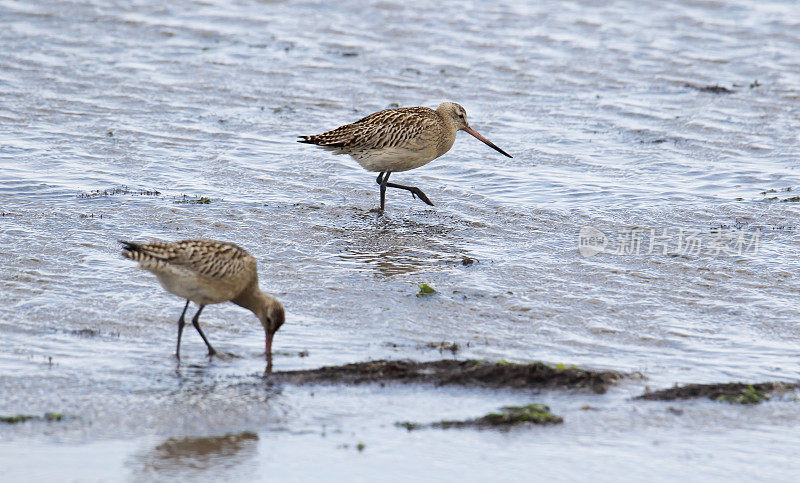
left=265, top=330, right=275, bottom=373
left=464, top=126, right=513, bottom=158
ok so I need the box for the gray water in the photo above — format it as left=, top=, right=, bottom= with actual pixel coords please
left=2, top=0, right=800, bottom=480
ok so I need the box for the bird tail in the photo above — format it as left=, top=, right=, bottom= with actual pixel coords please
left=119, top=240, right=162, bottom=264
left=119, top=240, right=139, bottom=250
left=119, top=240, right=140, bottom=257
left=297, top=135, right=349, bottom=155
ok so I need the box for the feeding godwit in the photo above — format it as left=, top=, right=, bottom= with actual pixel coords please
left=120, top=239, right=285, bottom=371
left=298, top=102, right=512, bottom=210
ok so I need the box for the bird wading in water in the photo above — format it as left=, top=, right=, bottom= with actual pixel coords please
left=298, top=102, right=512, bottom=210
left=120, top=239, right=285, bottom=371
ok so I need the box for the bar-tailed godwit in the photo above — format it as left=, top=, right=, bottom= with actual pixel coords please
left=120, top=239, right=285, bottom=371
left=298, top=102, right=512, bottom=210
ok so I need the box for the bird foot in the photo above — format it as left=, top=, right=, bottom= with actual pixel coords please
left=411, top=189, right=434, bottom=206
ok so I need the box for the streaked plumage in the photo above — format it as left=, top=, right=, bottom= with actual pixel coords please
left=299, top=102, right=512, bottom=209
left=121, top=239, right=284, bottom=371
left=299, top=107, right=448, bottom=173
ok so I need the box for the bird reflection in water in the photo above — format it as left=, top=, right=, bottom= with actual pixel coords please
left=136, top=432, right=259, bottom=478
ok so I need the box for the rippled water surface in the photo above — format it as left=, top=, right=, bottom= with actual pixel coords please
left=2, top=0, right=800, bottom=480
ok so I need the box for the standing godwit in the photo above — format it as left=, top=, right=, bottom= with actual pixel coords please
left=298, top=102, right=512, bottom=210
left=120, top=239, right=285, bottom=371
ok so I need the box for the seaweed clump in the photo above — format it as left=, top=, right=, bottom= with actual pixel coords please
left=398, top=403, right=563, bottom=430
left=716, top=385, right=769, bottom=405
left=270, top=359, right=623, bottom=394
left=637, top=382, right=799, bottom=404
left=173, top=195, right=212, bottom=204
left=0, top=413, right=63, bottom=424
left=77, top=186, right=161, bottom=198
left=684, top=83, right=734, bottom=94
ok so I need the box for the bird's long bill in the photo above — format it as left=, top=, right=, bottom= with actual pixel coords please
left=464, top=126, right=513, bottom=158
left=265, top=331, right=274, bottom=373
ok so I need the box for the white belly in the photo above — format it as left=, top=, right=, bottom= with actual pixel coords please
left=348, top=147, right=441, bottom=172
left=154, top=268, right=236, bottom=306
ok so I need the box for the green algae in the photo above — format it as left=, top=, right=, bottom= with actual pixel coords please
left=637, top=382, right=798, bottom=404
left=0, top=413, right=64, bottom=424
left=476, top=403, right=563, bottom=426
left=0, top=415, right=34, bottom=424
left=174, top=195, right=212, bottom=204
left=716, top=385, right=769, bottom=405
left=398, top=403, right=563, bottom=431
left=396, top=421, right=421, bottom=431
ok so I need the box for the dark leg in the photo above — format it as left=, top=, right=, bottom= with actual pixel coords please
left=176, top=300, right=190, bottom=359
left=376, top=171, right=391, bottom=210
left=190, top=305, right=217, bottom=356
left=385, top=181, right=434, bottom=206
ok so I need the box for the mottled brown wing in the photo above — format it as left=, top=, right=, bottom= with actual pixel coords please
left=298, top=107, right=442, bottom=151
left=121, top=239, right=255, bottom=280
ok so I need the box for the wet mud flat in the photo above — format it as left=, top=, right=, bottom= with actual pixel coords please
left=264, top=360, right=800, bottom=430
left=268, top=359, right=625, bottom=394
left=3, top=0, right=800, bottom=476
left=266, top=359, right=621, bottom=430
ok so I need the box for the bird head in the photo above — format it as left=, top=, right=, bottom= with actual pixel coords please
left=438, top=101, right=470, bottom=130
left=437, top=102, right=512, bottom=158
left=259, top=295, right=285, bottom=372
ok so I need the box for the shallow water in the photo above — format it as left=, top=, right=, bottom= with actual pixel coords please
left=2, top=0, right=800, bottom=480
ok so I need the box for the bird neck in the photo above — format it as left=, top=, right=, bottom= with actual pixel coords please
left=232, top=283, right=266, bottom=315
left=434, top=107, right=459, bottom=156
left=434, top=105, right=458, bottom=132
